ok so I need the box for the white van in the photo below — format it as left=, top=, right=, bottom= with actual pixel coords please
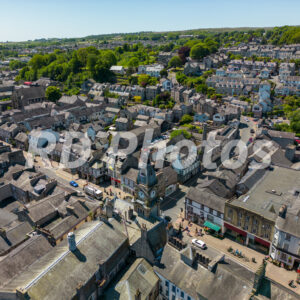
left=84, top=185, right=103, bottom=200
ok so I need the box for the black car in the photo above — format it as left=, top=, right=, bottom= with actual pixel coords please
left=250, top=129, right=255, bottom=134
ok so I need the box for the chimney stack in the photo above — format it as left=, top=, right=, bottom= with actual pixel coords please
left=0, top=228, right=7, bottom=239
left=67, top=232, right=76, bottom=251
left=278, top=205, right=287, bottom=219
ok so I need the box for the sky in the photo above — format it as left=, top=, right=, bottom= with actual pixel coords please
left=1, top=0, right=300, bottom=42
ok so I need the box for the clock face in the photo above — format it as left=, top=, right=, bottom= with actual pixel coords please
left=150, top=190, right=156, bottom=198
left=138, top=190, right=145, bottom=199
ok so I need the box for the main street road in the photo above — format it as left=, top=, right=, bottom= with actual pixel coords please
left=37, top=165, right=82, bottom=194
left=161, top=175, right=199, bottom=221
left=239, top=116, right=257, bottom=143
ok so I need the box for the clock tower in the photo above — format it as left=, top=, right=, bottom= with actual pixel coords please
left=133, top=162, right=159, bottom=218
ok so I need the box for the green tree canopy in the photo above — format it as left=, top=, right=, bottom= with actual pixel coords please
left=170, top=129, right=192, bottom=140
left=45, top=86, right=62, bottom=102
left=168, top=56, right=183, bottom=68
left=128, top=57, right=139, bottom=68
left=180, top=114, right=193, bottom=125
left=9, top=60, right=26, bottom=70
left=290, top=110, right=300, bottom=134
left=190, top=43, right=209, bottom=60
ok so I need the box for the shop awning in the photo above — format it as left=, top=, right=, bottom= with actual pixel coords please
left=224, top=222, right=247, bottom=237
left=254, top=236, right=270, bottom=248
left=204, top=221, right=221, bottom=232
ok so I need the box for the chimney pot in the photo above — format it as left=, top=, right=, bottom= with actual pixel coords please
left=67, top=232, right=76, bottom=251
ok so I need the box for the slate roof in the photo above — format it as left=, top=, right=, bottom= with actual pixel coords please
left=13, top=86, right=45, bottom=101
left=0, top=235, right=52, bottom=289
left=187, top=186, right=226, bottom=213
left=14, top=132, right=28, bottom=143
left=115, top=258, right=159, bottom=299
left=197, top=178, right=231, bottom=198
left=0, top=221, right=32, bottom=256
left=5, top=221, right=128, bottom=298
left=123, top=168, right=139, bottom=182
left=154, top=244, right=254, bottom=300
left=231, top=167, right=300, bottom=222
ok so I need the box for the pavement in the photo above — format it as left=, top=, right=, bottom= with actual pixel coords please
left=34, top=157, right=133, bottom=201
left=174, top=217, right=300, bottom=295
left=4, top=139, right=300, bottom=295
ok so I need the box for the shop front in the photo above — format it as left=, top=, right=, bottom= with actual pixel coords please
left=224, top=222, right=247, bottom=245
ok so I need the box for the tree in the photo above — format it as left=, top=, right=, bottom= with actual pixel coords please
left=176, top=72, right=187, bottom=85
left=9, top=60, right=26, bottom=70
left=168, top=56, right=183, bottom=68
left=129, top=75, right=138, bottom=85
left=190, top=43, right=209, bottom=60
left=138, top=74, right=150, bottom=87
left=69, top=52, right=81, bottom=73
left=180, top=114, right=193, bottom=125
left=160, top=69, right=168, bottom=78
left=170, top=129, right=192, bottom=140
left=87, top=54, right=98, bottom=74
left=29, top=54, right=45, bottom=70
left=128, top=57, right=139, bottom=68
left=102, top=50, right=117, bottom=68
left=178, top=46, right=190, bottom=64
left=290, top=110, right=300, bottom=134
left=138, top=74, right=157, bottom=87
left=45, top=86, right=62, bottom=102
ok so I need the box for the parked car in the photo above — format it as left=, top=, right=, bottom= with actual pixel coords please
left=69, top=180, right=78, bottom=187
left=250, top=129, right=255, bottom=134
left=192, top=239, right=207, bottom=249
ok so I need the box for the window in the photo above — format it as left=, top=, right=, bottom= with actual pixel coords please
left=165, top=281, right=169, bottom=287
left=285, top=233, right=291, bottom=241
left=207, top=214, right=214, bottom=222
left=283, top=243, right=289, bottom=251
left=172, top=285, right=176, bottom=293
left=281, top=252, right=287, bottom=261
left=181, top=291, right=185, bottom=298
left=209, top=208, right=213, bottom=214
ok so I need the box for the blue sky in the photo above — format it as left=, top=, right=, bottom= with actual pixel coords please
left=1, top=0, right=300, bottom=42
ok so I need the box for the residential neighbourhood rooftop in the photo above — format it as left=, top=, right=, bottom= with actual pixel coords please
left=1, top=24, right=300, bottom=299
